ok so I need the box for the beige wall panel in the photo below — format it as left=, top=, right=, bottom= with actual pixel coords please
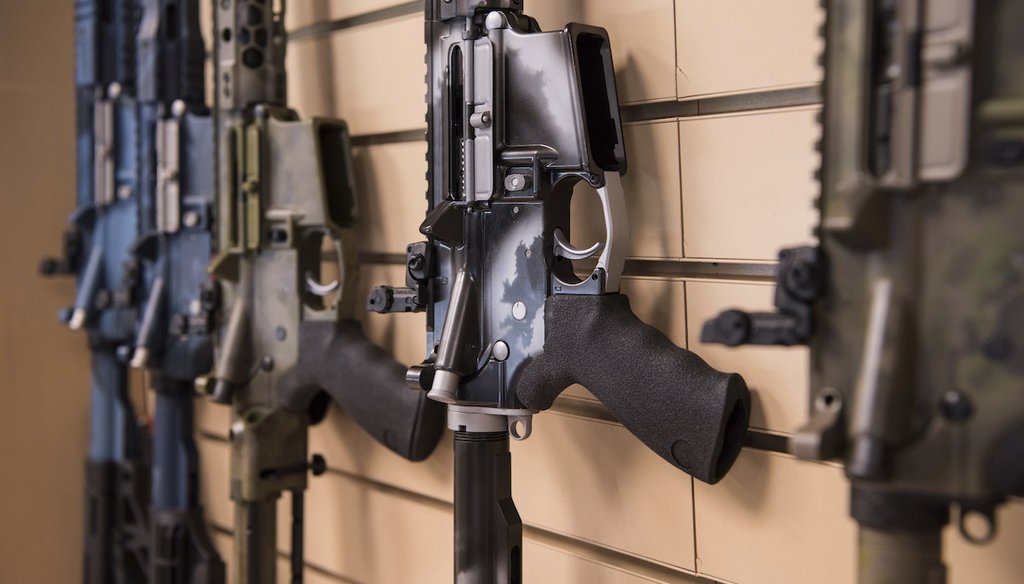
left=531, top=0, right=677, bottom=104
left=0, top=2, right=91, bottom=582
left=286, top=567, right=349, bottom=584
left=324, top=16, right=425, bottom=136
left=619, top=122, right=684, bottom=258
left=327, top=0, right=413, bottom=22
left=198, top=436, right=235, bottom=531
left=215, top=532, right=347, bottom=584
left=196, top=397, right=233, bottom=437
left=353, top=141, right=429, bottom=254
left=524, top=540, right=699, bottom=584
left=309, top=408, right=455, bottom=503
left=514, top=412, right=696, bottom=570
left=562, top=277, right=688, bottom=402
left=675, top=0, right=823, bottom=98
left=694, top=451, right=855, bottom=584
left=573, top=122, right=683, bottom=260
left=685, top=282, right=810, bottom=434
left=286, top=0, right=330, bottom=31
left=278, top=470, right=454, bottom=583
left=946, top=502, right=1024, bottom=584
left=680, top=108, right=820, bottom=260
left=287, top=39, right=337, bottom=120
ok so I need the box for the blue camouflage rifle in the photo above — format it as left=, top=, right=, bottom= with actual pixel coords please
left=368, top=1, right=752, bottom=581
left=41, top=1, right=148, bottom=581
left=129, top=0, right=225, bottom=582
left=205, top=1, right=446, bottom=582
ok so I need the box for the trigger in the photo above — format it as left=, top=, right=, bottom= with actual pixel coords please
left=553, top=228, right=602, bottom=261
left=305, top=272, right=339, bottom=297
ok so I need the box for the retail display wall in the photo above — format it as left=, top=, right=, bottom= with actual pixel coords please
left=2, top=1, right=1022, bottom=583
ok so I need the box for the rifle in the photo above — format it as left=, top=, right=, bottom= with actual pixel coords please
left=207, top=1, right=446, bottom=582
left=130, top=0, right=225, bottom=582
left=700, top=1, right=1024, bottom=582
left=369, top=2, right=751, bottom=581
left=41, top=1, right=150, bottom=581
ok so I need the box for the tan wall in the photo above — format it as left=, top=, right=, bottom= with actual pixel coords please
left=3, top=1, right=1023, bottom=583
left=0, top=1, right=93, bottom=582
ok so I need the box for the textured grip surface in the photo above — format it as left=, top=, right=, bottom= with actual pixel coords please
left=279, top=320, right=445, bottom=461
left=515, top=294, right=750, bottom=484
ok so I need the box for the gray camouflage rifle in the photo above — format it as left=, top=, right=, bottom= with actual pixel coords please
left=701, top=1, right=1024, bottom=582
left=206, top=1, right=444, bottom=582
left=369, top=1, right=752, bottom=581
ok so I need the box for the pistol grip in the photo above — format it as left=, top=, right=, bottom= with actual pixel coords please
left=279, top=320, right=446, bottom=461
left=515, top=294, right=750, bottom=484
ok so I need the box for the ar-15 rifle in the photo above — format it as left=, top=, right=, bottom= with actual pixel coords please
left=129, top=0, right=225, bottom=582
left=368, top=1, right=751, bottom=581
left=701, top=1, right=1024, bottom=582
left=41, top=1, right=149, bottom=581
left=207, top=1, right=446, bottom=582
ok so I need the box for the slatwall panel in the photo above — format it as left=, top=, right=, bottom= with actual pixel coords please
left=162, top=1, right=1024, bottom=583
left=3, top=0, right=1017, bottom=582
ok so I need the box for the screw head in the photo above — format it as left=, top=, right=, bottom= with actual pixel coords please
left=260, top=355, right=274, bottom=371
left=492, top=340, right=510, bottom=362
left=941, top=390, right=973, bottom=421
left=181, top=211, right=199, bottom=228
left=504, top=174, right=530, bottom=192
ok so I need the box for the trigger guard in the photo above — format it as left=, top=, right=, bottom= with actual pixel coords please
left=553, top=228, right=602, bottom=260
left=305, top=272, right=339, bottom=297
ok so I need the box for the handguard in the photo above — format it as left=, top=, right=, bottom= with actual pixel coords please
left=516, top=294, right=749, bottom=484
left=279, top=320, right=446, bottom=461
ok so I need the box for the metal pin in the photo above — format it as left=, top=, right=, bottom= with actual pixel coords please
left=68, top=308, right=87, bottom=330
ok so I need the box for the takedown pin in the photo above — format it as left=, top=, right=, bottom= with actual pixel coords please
left=68, top=307, right=87, bottom=330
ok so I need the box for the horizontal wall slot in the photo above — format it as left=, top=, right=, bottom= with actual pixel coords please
left=345, top=85, right=822, bottom=148
left=356, top=252, right=779, bottom=283
left=622, top=85, right=822, bottom=123
left=289, top=1, right=422, bottom=42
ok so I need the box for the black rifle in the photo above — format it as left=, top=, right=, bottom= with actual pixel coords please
left=207, top=1, right=445, bottom=582
left=701, top=1, right=1024, bottom=582
left=131, top=0, right=225, bottom=582
left=370, top=2, right=751, bottom=581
